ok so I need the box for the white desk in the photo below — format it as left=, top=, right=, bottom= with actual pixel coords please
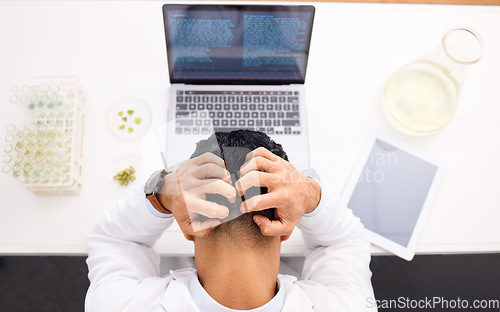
left=1, top=1, right=499, bottom=256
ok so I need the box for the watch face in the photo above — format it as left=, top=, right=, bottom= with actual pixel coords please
left=145, top=170, right=162, bottom=194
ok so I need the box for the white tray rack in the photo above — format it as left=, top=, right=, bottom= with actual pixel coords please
left=3, top=76, right=86, bottom=194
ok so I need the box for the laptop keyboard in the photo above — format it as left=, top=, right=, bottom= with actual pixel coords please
left=174, top=90, right=301, bottom=136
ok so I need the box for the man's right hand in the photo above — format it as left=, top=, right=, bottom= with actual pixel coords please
left=157, top=153, right=236, bottom=238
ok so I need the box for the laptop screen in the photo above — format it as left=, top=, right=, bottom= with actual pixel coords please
left=163, top=5, right=315, bottom=85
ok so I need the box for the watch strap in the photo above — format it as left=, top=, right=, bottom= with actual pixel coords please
left=146, top=170, right=172, bottom=214
left=146, top=194, right=171, bottom=214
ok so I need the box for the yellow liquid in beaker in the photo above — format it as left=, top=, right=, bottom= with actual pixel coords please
left=384, top=60, right=460, bottom=133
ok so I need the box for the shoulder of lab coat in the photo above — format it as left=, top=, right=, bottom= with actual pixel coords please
left=85, top=186, right=175, bottom=312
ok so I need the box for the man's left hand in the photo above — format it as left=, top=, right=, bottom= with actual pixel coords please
left=235, top=147, right=321, bottom=241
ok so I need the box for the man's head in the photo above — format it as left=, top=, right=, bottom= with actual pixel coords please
left=190, top=130, right=288, bottom=248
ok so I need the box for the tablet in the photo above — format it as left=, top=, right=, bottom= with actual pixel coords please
left=340, top=130, right=447, bottom=261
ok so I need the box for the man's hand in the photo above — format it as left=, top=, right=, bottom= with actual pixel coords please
left=235, top=147, right=321, bottom=240
left=157, top=153, right=236, bottom=238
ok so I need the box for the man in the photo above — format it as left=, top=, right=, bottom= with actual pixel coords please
left=86, top=130, right=376, bottom=311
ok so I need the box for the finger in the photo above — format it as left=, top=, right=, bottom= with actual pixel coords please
left=197, top=179, right=237, bottom=202
left=253, top=215, right=293, bottom=237
left=185, top=198, right=229, bottom=219
left=245, top=147, right=279, bottom=162
left=240, top=192, right=277, bottom=213
left=196, top=163, right=231, bottom=182
left=178, top=174, right=233, bottom=196
left=239, top=156, right=275, bottom=176
left=235, top=171, right=272, bottom=196
left=192, top=152, right=225, bottom=168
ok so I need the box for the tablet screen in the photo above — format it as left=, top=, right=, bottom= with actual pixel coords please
left=348, top=139, right=438, bottom=247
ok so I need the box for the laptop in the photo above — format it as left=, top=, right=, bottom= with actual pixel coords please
left=162, top=4, right=315, bottom=171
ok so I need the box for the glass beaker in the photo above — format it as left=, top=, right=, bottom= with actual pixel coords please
left=384, top=27, right=484, bottom=134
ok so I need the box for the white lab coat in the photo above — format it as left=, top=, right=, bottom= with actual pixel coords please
left=85, top=170, right=376, bottom=312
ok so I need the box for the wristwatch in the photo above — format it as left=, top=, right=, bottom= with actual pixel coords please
left=144, top=169, right=171, bottom=214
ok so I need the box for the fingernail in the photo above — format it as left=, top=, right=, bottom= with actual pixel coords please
left=239, top=204, right=245, bottom=213
left=254, top=217, right=261, bottom=226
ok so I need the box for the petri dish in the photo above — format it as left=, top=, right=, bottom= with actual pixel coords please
left=108, top=153, right=146, bottom=194
left=106, top=97, right=152, bottom=140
